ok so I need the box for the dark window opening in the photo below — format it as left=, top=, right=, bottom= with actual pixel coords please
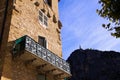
left=37, top=74, right=47, bottom=80
left=44, top=0, right=52, bottom=7
left=13, top=0, right=16, bottom=3
left=38, top=36, right=47, bottom=48
left=47, top=0, right=52, bottom=7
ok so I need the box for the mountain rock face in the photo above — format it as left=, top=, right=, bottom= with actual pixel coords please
left=67, top=49, right=120, bottom=80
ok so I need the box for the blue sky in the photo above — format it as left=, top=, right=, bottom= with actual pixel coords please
left=59, top=0, right=120, bottom=60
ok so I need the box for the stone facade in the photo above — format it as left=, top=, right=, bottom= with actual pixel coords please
left=9, top=0, right=62, bottom=57
left=0, top=0, right=66, bottom=80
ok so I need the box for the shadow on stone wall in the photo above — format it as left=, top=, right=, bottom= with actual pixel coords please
left=0, top=0, right=14, bottom=79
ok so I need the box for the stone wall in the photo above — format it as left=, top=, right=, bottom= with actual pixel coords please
left=8, top=0, right=62, bottom=57
left=1, top=45, right=57, bottom=80
left=1, top=0, right=63, bottom=80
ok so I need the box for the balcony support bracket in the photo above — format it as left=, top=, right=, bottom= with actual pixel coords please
left=36, top=64, right=47, bottom=69
left=24, top=58, right=36, bottom=66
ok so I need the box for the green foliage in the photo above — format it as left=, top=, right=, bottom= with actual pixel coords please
left=97, top=0, right=120, bottom=38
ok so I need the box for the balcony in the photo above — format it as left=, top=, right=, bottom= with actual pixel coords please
left=12, top=35, right=71, bottom=79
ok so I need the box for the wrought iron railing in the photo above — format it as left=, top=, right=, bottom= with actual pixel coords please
left=14, top=35, right=71, bottom=74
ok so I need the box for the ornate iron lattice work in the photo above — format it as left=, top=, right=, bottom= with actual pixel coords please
left=13, top=35, right=71, bottom=75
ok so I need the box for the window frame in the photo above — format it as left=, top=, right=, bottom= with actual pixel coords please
left=37, top=74, right=47, bottom=80
left=13, top=0, right=16, bottom=4
left=44, top=0, right=48, bottom=3
left=38, top=36, right=48, bottom=49
left=39, top=10, right=48, bottom=28
left=44, top=0, right=52, bottom=7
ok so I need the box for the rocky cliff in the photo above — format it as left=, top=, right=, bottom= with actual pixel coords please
left=67, top=49, right=120, bottom=80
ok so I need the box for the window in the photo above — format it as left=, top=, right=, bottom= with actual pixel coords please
left=44, top=0, right=48, bottom=3
left=13, top=0, right=16, bottom=4
left=39, top=10, right=48, bottom=27
left=37, top=74, right=46, bottom=80
left=44, top=15, right=48, bottom=26
left=38, top=36, right=47, bottom=48
left=44, top=0, right=52, bottom=7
